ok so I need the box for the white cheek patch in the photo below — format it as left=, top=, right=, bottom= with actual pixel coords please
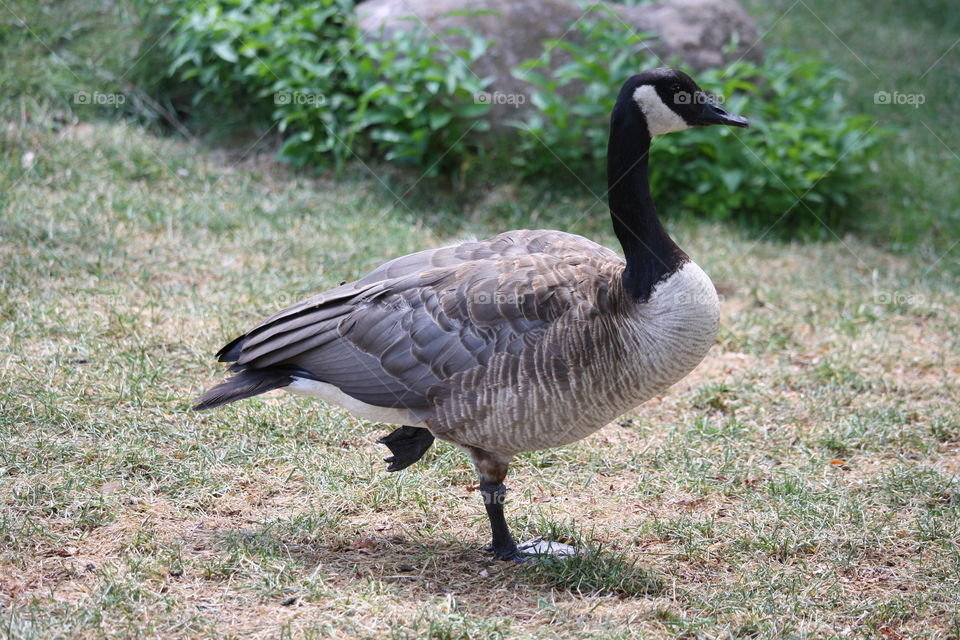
left=632, top=85, right=691, bottom=136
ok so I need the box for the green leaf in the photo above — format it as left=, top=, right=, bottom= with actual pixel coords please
left=720, top=169, right=743, bottom=193
left=429, top=112, right=454, bottom=130
left=453, top=102, right=491, bottom=118
left=211, top=40, right=238, bottom=63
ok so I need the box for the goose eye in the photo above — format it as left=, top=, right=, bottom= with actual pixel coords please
left=670, top=82, right=681, bottom=93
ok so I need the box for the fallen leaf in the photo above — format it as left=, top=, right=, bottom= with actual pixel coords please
left=100, top=481, right=122, bottom=494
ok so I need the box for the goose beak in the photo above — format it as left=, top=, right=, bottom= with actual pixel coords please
left=698, top=101, right=749, bottom=128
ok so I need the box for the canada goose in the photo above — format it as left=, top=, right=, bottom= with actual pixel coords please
left=194, top=67, right=748, bottom=561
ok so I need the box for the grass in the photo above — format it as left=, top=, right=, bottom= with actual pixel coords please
left=739, top=0, right=960, bottom=252
left=2, top=1, right=960, bottom=639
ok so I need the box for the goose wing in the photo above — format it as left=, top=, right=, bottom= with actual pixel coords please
left=220, top=230, right=621, bottom=410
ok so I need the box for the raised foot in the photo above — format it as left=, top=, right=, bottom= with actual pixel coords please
left=377, top=426, right=435, bottom=472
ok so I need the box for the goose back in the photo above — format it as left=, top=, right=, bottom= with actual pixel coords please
left=219, top=230, right=617, bottom=409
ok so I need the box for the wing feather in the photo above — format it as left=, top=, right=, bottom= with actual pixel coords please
left=217, top=230, right=623, bottom=412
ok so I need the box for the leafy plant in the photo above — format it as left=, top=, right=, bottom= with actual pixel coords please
left=137, top=0, right=491, bottom=172
left=509, top=6, right=645, bottom=178
left=138, top=1, right=880, bottom=233
left=279, top=21, right=492, bottom=171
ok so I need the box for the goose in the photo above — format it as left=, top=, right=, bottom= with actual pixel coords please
left=194, top=67, right=748, bottom=561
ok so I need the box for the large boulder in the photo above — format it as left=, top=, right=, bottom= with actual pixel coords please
left=357, top=0, right=762, bottom=124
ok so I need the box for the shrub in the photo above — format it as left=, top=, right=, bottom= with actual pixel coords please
left=140, top=0, right=491, bottom=172
left=281, top=21, right=492, bottom=171
left=137, top=1, right=880, bottom=233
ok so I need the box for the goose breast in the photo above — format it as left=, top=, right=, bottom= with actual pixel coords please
left=429, top=261, right=720, bottom=454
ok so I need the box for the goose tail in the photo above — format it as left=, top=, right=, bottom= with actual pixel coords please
left=192, top=369, right=293, bottom=411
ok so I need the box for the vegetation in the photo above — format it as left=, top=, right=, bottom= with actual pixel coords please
left=2, top=0, right=953, bottom=249
left=132, top=1, right=880, bottom=234
left=144, top=0, right=492, bottom=172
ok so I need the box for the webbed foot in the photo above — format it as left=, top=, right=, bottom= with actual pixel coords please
left=516, top=537, right=579, bottom=558
left=377, top=425, right=435, bottom=472
left=486, top=538, right=578, bottom=562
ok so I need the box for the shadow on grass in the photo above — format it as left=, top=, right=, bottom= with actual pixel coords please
left=202, top=514, right=664, bottom=603
left=516, top=521, right=665, bottom=598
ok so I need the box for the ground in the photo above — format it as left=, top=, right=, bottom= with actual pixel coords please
left=2, top=0, right=960, bottom=638
left=2, top=118, right=959, bottom=639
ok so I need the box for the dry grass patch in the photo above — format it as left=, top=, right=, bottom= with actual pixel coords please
left=2, top=119, right=960, bottom=639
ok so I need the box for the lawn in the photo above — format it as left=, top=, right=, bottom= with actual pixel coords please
left=2, top=1, right=960, bottom=639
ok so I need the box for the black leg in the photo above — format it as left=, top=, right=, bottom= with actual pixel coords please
left=378, top=425, right=435, bottom=472
left=480, top=481, right=522, bottom=561
left=468, top=447, right=523, bottom=562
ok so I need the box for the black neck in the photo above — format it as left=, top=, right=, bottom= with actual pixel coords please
left=607, top=109, right=687, bottom=301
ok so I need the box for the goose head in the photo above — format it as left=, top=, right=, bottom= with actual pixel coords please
left=607, top=68, right=748, bottom=301
left=620, top=67, right=749, bottom=137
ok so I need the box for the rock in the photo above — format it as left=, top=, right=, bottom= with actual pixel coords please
left=624, top=0, right=762, bottom=70
left=357, top=0, right=761, bottom=125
